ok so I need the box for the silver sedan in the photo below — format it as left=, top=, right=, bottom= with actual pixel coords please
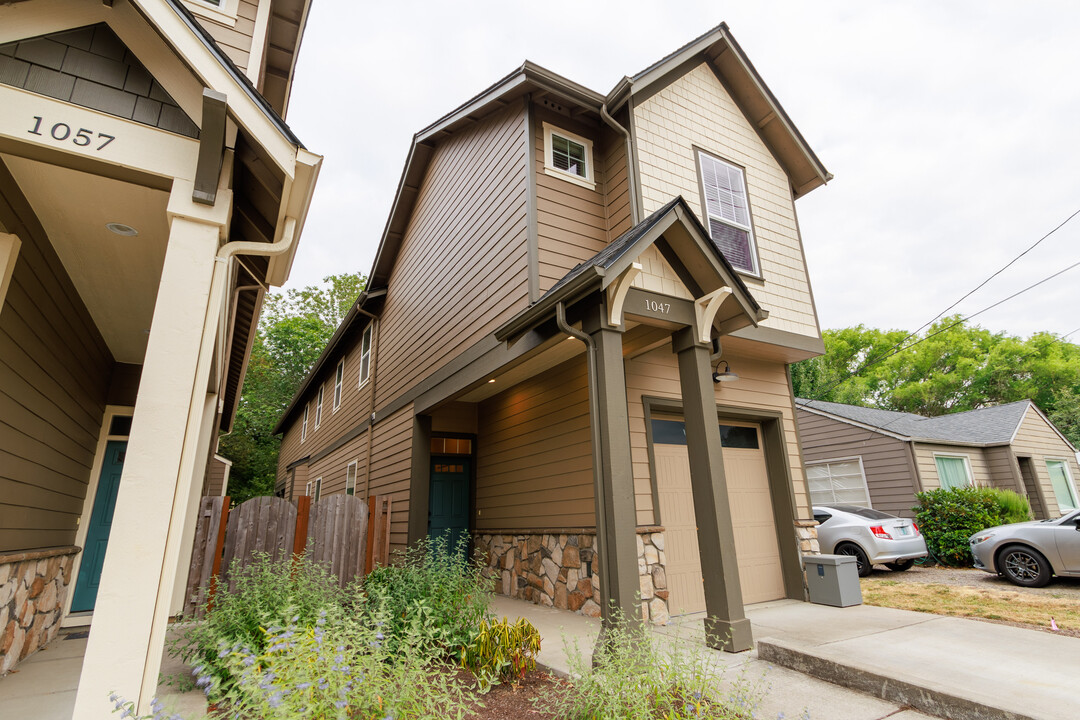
left=813, top=505, right=928, bottom=577
left=970, top=509, right=1080, bottom=587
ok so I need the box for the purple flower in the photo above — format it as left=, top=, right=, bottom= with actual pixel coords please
left=296, top=682, right=311, bottom=690
left=267, top=691, right=283, bottom=709
left=335, top=700, right=347, bottom=709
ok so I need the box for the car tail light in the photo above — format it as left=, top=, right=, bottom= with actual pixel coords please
left=870, top=525, right=893, bottom=539
left=912, top=522, right=921, bottom=536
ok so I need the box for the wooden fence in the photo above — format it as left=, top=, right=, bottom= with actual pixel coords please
left=183, top=493, right=392, bottom=619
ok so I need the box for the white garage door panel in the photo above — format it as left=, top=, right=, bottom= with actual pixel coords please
left=655, top=445, right=706, bottom=614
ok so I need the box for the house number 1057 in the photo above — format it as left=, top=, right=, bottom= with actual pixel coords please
left=28, top=116, right=115, bottom=150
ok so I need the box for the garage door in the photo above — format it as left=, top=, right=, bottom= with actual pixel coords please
left=652, top=418, right=786, bottom=613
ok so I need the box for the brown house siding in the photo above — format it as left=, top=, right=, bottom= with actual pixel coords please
left=308, top=432, right=369, bottom=500
left=367, top=404, right=414, bottom=550
left=475, top=356, right=594, bottom=531
left=0, top=174, right=112, bottom=552
left=983, top=445, right=1025, bottom=495
left=795, top=408, right=920, bottom=517
left=1012, top=407, right=1080, bottom=517
left=205, top=456, right=230, bottom=497
left=375, top=103, right=530, bottom=408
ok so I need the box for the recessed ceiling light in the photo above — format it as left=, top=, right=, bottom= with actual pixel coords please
left=106, top=222, right=139, bottom=237
left=488, top=379, right=496, bottom=383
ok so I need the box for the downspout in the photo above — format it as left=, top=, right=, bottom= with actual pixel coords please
left=555, top=301, right=612, bottom=630
left=601, top=103, right=641, bottom=225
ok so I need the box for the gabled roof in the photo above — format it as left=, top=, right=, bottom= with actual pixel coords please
left=795, top=398, right=1054, bottom=447
left=496, top=196, right=766, bottom=342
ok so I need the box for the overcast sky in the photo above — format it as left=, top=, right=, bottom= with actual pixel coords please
left=283, top=1, right=1080, bottom=341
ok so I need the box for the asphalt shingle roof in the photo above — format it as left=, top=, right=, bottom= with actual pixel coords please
left=795, top=398, right=1033, bottom=445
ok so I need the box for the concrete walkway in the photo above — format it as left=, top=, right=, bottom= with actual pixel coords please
left=493, top=596, right=1076, bottom=720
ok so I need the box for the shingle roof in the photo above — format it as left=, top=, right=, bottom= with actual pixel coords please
left=796, top=398, right=1033, bottom=445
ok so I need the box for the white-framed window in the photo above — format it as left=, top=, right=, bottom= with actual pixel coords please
left=543, top=122, right=595, bottom=190
left=314, top=385, right=324, bottom=429
left=301, top=403, right=308, bottom=443
left=697, top=150, right=759, bottom=276
left=305, top=480, right=311, bottom=496
left=806, top=457, right=872, bottom=507
left=346, top=461, right=358, bottom=496
left=333, top=360, right=344, bottom=411
left=1046, top=459, right=1079, bottom=512
left=934, top=453, right=974, bottom=490
left=358, top=325, right=373, bottom=388
left=182, top=0, right=238, bottom=27
left=313, top=477, right=322, bottom=502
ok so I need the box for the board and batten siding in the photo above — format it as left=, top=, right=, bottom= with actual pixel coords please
left=795, top=408, right=920, bottom=517
left=912, top=443, right=992, bottom=491
left=625, top=345, right=811, bottom=526
left=0, top=186, right=113, bottom=552
left=631, top=62, right=818, bottom=338
left=1011, top=406, right=1080, bottom=517
left=187, top=0, right=260, bottom=73
left=475, top=356, right=594, bottom=531
left=375, top=103, right=529, bottom=408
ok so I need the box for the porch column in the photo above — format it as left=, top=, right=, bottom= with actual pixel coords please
left=582, top=308, right=640, bottom=627
left=74, top=181, right=231, bottom=718
left=672, top=327, right=752, bottom=652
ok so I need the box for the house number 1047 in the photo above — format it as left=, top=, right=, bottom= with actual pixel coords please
left=644, top=299, right=671, bottom=314
left=28, top=116, right=115, bottom=150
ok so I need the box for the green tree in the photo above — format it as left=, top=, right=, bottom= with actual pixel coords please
left=219, top=272, right=366, bottom=502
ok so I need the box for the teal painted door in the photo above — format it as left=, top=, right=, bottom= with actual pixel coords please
left=71, top=441, right=126, bottom=612
left=428, top=459, right=470, bottom=557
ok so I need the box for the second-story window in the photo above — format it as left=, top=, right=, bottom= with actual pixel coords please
left=697, top=151, right=759, bottom=276
left=314, top=385, right=324, bottom=429
left=358, top=325, right=372, bottom=388
left=543, top=123, right=595, bottom=190
left=301, top=404, right=308, bottom=442
left=346, top=461, right=357, bottom=496
left=333, top=360, right=344, bottom=411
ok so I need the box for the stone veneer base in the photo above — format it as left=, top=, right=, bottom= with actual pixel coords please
left=0, top=546, right=80, bottom=675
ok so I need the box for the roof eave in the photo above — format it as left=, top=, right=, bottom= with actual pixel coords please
left=494, top=268, right=605, bottom=343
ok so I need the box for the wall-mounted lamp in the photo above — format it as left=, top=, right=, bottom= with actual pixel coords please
left=712, top=359, right=739, bottom=384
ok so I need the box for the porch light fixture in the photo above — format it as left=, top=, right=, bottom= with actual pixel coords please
left=106, top=222, right=139, bottom=237
left=712, top=359, right=739, bottom=384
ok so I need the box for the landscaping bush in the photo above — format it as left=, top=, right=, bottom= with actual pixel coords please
left=358, top=536, right=491, bottom=660
left=460, top=616, right=541, bottom=693
left=172, top=551, right=346, bottom=699
left=913, top=487, right=1032, bottom=566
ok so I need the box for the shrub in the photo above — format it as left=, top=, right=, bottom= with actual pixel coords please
left=913, top=487, right=1031, bottom=566
left=358, top=536, right=491, bottom=659
left=550, top=611, right=758, bottom=720
left=171, top=552, right=345, bottom=699
left=460, top=616, right=541, bottom=692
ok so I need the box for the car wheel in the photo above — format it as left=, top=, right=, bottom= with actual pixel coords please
left=835, top=542, right=872, bottom=577
left=998, top=545, right=1052, bottom=588
left=885, top=559, right=914, bottom=572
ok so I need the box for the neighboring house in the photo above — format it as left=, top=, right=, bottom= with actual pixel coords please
left=205, top=453, right=233, bottom=497
left=0, top=0, right=319, bottom=716
left=796, top=399, right=1080, bottom=520
left=274, top=24, right=832, bottom=653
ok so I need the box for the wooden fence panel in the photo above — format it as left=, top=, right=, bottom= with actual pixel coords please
left=307, top=494, right=368, bottom=588
left=183, top=496, right=225, bottom=619
left=221, top=496, right=297, bottom=591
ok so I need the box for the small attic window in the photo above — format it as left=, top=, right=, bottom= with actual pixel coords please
left=543, top=123, right=595, bottom=190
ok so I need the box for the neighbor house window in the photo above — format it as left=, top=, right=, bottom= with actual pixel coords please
left=543, top=122, right=595, bottom=189
left=806, top=458, right=872, bottom=507
left=333, top=360, right=344, bottom=411
left=313, top=477, right=322, bottom=502
left=314, top=385, right=324, bottom=429
left=934, top=454, right=973, bottom=490
left=1046, top=459, right=1078, bottom=512
left=301, top=404, right=308, bottom=442
left=358, top=325, right=372, bottom=387
left=346, top=461, right=357, bottom=496
left=305, top=480, right=311, bottom=496
left=697, top=150, right=758, bottom=275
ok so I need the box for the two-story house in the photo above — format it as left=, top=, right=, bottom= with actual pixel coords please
left=0, top=0, right=319, bottom=715
left=275, top=24, right=829, bottom=653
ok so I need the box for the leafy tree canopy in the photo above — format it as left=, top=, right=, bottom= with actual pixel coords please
left=219, top=273, right=366, bottom=502
left=792, top=316, right=1080, bottom=446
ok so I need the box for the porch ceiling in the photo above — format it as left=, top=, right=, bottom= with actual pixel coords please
left=2, top=153, right=168, bottom=364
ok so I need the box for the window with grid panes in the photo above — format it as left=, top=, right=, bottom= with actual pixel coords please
left=806, top=459, right=872, bottom=506
left=697, top=151, right=758, bottom=275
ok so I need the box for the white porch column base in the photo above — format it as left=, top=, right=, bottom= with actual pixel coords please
left=73, top=186, right=231, bottom=719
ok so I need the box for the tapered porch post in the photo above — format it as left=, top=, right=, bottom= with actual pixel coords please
left=582, top=307, right=640, bottom=628
left=73, top=180, right=231, bottom=718
left=672, top=327, right=752, bottom=652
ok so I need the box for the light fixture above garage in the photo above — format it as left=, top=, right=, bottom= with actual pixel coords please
left=105, top=222, right=139, bottom=237
left=488, top=378, right=496, bottom=383
left=712, top=359, right=739, bottom=384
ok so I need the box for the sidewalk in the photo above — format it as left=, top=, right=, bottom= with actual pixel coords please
left=493, top=596, right=1076, bottom=720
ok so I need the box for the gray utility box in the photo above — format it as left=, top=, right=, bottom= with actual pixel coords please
left=804, top=554, right=862, bottom=607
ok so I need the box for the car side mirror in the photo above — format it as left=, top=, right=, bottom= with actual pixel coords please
left=1073, top=517, right=1080, bottom=532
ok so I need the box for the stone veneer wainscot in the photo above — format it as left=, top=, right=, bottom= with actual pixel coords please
left=0, top=546, right=80, bottom=674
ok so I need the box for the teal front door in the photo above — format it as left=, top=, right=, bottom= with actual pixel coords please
left=428, top=458, right=470, bottom=557
left=71, top=441, right=126, bottom=612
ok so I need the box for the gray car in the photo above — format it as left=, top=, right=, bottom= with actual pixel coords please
left=813, top=504, right=928, bottom=577
left=969, top=509, right=1080, bottom=587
